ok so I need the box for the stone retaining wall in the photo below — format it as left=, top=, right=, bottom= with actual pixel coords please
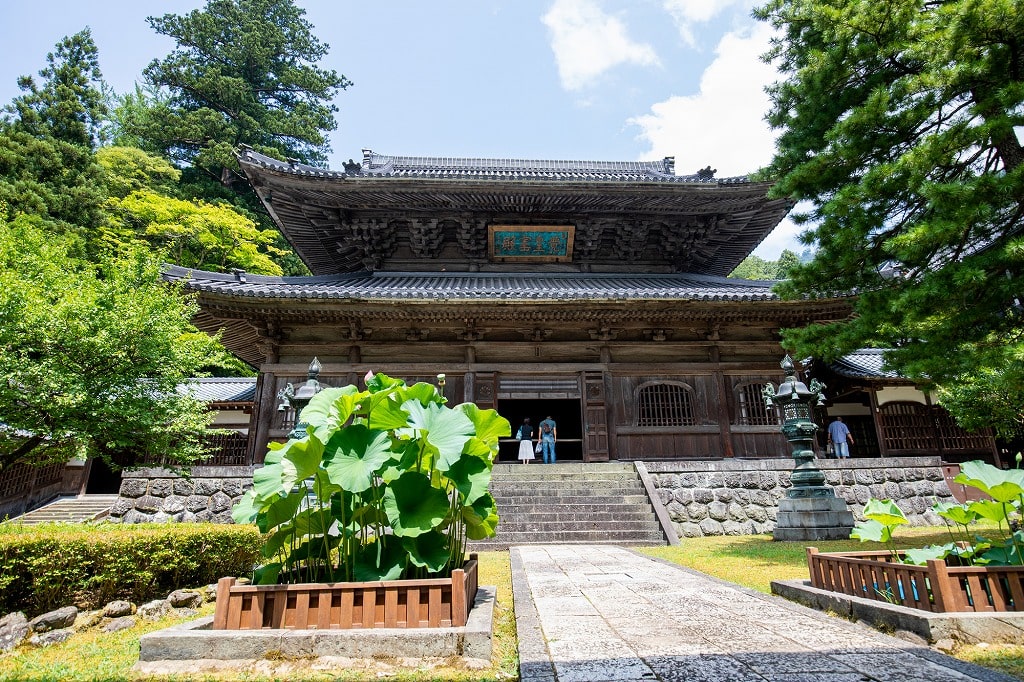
left=109, top=466, right=254, bottom=524
left=646, top=456, right=952, bottom=538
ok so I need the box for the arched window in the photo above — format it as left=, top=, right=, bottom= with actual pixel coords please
left=636, top=382, right=696, bottom=427
left=734, top=382, right=778, bottom=426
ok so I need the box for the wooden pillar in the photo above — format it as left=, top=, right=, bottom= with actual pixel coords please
left=710, top=346, right=735, bottom=458
left=250, top=327, right=280, bottom=465
left=868, top=386, right=888, bottom=458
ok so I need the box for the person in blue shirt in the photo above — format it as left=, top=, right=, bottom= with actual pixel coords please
left=538, top=416, right=557, bottom=464
left=827, top=416, right=853, bottom=459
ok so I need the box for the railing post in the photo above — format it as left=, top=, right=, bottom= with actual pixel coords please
left=213, top=577, right=236, bottom=629
left=926, top=559, right=950, bottom=613
left=806, top=547, right=822, bottom=588
left=451, top=568, right=467, bottom=627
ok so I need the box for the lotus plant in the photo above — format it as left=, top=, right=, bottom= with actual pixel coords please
left=232, top=373, right=510, bottom=584
left=850, top=458, right=1024, bottom=566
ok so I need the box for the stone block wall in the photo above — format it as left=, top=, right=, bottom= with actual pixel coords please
left=646, top=457, right=952, bottom=538
left=109, top=466, right=254, bottom=524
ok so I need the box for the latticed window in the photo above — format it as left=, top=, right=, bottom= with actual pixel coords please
left=735, top=382, right=778, bottom=426
left=636, top=383, right=696, bottom=427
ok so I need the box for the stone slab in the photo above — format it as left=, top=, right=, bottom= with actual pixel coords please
left=135, top=585, right=494, bottom=673
left=772, top=579, right=1024, bottom=645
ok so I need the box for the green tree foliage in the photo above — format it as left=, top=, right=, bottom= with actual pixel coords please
left=0, top=30, right=108, bottom=251
left=729, top=248, right=801, bottom=280
left=937, top=347, right=1024, bottom=440
left=755, top=0, right=1024, bottom=406
left=0, top=215, right=227, bottom=473
left=97, top=146, right=285, bottom=275
left=127, top=0, right=351, bottom=183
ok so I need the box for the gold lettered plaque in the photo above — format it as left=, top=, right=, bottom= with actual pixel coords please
left=488, top=225, right=575, bottom=263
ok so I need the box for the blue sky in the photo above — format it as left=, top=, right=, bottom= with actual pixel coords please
left=0, top=0, right=802, bottom=257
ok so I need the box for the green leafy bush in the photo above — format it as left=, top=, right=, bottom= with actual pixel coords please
left=233, top=373, right=510, bottom=584
left=0, top=523, right=261, bottom=616
left=852, top=459, right=1024, bottom=566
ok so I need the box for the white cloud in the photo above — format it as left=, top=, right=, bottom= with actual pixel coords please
left=661, top=0, right=745, bottom=47
left=631, top=21, right=803, bottom=257
left=542, top=0, right=660, bottom=91
left=630, top=21, right=776, bottom=177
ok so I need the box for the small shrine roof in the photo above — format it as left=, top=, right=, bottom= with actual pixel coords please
left=830, top=349, right=902, bottom=380
left=163, top=266, right=780, bottom=302
left=178, top=377, right=257, bottom=403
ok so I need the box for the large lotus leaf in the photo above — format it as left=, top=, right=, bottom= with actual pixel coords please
left=861, top=499, right=909, bottom=528
left=383, top=471, right=452, bottom=537
left=379, top=440, right=419, bottom=483
left=353, top=539, right=407, bottom=581
left=300, top=385, right=365, bottom=443
left=291, top=506, right=338, bottom=538
left=253, top=562, right=283, bottom=585
left=463, top=492, right=499, bottom=540
left=364, top=390, right=413, bottom=431
left=403, top=381, right=444, bottom=406
left=264, top=440, right=285, bottom=465
left=251, top=436, right=325, bottom=500
left=968, top=499, right=1010, bottom=525
left=954, top=460, right=1024, bottom=503
left=323, top=425, right=395, bottom=493
left=254, top=490, right=306, bottom=534
left=461, top=436, right=493, bottom=461
left=445, top=453, right=492, bottom=504
left=402, top=399, right=475, bottom=472
left=978, top=534, right=1024, bottom=566
left=349, top=503, right=387, bottom=529
left=933, top=501, right=979, bottom=526
left=366, top=372, right=406, bottom=393
left=231, top=489, right=261, bottom=525
left=260, top=521, right=297, bottom=559
left=402, top=530, right=451, bottom=572
left=850, top=519, right=891, bottom=544
left=902, top=543, right=956, bottom=566
left=456, top=403, right=510, bottom=448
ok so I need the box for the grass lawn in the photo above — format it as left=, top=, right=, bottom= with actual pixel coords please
left=636, top=527, right=1024, bottom=681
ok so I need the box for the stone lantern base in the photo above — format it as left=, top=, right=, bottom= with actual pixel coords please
left=773, top=492, right=855, bottom=542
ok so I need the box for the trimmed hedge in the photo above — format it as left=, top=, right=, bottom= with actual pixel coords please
left=0, top=523, right=261, bottom=616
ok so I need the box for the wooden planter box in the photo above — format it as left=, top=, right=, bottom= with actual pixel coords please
left=807, top=547, right=1024, bottom=613
left=213, top=555, right=479, bottom=630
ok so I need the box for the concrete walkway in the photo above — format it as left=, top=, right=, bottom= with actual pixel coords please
left=511, top=545, right=1017, bottom=682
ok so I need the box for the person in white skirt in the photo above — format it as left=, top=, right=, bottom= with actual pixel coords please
left=516, top=417, right=535, bottom=463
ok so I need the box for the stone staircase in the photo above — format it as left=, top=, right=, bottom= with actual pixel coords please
left=469, top=462, right=667, bottom=550
left=5, top=495, right=118, bottom=525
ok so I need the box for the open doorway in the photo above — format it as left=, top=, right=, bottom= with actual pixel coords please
left=497, top=399, right=582, bottom=462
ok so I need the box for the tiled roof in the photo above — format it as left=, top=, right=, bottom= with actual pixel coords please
left=179, top=378, right=256, bottom=403
left=239, top=148, right=748, bottom=184
left=831, top=349, right=902, bottom=379
left=163, top=266, right=780, bottom=302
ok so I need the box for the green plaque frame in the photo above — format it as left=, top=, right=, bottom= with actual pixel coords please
left=488, top=225, right=575, bottom=263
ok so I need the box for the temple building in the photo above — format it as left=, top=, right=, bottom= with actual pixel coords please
left=153, top=147, right=991, bottom=468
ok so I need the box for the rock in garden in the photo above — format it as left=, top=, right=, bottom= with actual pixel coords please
left=102, top=616, right=137, bottom=633
left=29, top=606, right=78, bottom=633
left=167, top=590, right=202, bottom=609
left=103, top=600, right=135, bottom=618
left=29, top=628, right=74, bottom=647
left=138, top=599, right=171, bottom=621
left=74, top=610, right=104, bottom=630
left=201, top=584, right=218, bottom=602
left=0, top=612, right=29, bottom=652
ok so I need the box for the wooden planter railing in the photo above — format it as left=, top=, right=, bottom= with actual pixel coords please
left=807, top=547, right=1024, bottom=613
left=213, top=556, right=479, bottom=630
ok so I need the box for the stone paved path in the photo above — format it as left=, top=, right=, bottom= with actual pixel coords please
left=511, top=544, right=1017, bottom=682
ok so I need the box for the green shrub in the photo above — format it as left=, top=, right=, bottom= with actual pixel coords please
left=0, top=522, right=261, bottom=616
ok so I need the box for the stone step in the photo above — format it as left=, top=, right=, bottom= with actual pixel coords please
left=495, top=521, right=663, bottom=534
left=492, top=494, right=652, bottom=506
left=491, top=470, right=639, bottom=482
left=8, top=495, right=118, bottom=525
left=495, top=501, right=655, bottom=512
left=490, top=481, right=648, bottom=493
left=470, top=528, right=665, bottom=547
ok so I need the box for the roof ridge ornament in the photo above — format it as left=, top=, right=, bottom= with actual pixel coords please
left=696, top=165, right=717, bottom=181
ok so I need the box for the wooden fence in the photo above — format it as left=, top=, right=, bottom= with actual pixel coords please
left=213, top=556, right=479, bottom=630
left=807, top=547, right=1024, bottom=613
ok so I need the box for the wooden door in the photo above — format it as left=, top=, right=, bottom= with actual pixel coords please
left=582, top=371, right=609, bottom=461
